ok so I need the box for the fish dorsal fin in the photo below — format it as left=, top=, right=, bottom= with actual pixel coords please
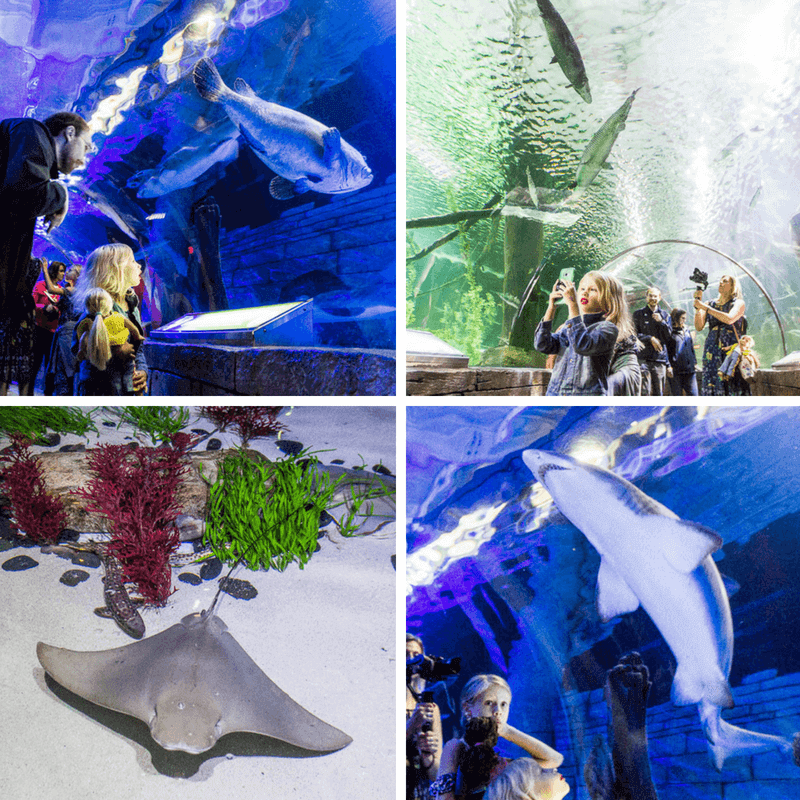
left=596, top=557, right=640, bottom=622
left=322, top=127, right=343, bottom=167
left=233, top=77, right=258, bottom=98
left=656, top=519, right=722, bottom=573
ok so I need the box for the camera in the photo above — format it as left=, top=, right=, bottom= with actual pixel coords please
left=689, top=268, right=708, bottom=291
left=407, top=653, right=462, bottom=685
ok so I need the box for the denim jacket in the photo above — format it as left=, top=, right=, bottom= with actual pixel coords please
left=535, top=312, right=618, bottom=395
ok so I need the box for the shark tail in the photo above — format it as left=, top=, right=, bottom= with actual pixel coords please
left=193, top=57, right=227, bottom=103
left=699, top=700, right=794, bottom=770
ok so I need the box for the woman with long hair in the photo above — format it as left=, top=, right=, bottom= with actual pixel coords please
left=70, top=243, right=147, bottom=395
left=693, top=274, right=747, bottom=395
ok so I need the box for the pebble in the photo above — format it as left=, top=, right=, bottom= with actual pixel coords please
left=200, top=557, right=223, bottom=581
left=102, top=421, right=116, bottom=427
left=206, top=438, right=222, bottom=451
left=60, top=569, right=90, bottom=587
left=41, top=433, right=61, bottom=447
left=178, top=572, right=202, bottom=586
left=60, top=529, right=81, bottom=543
left=318, top=510, right=334, bottom=528
left=276, top=439, right=304, bottom=456
left=191, top=428, right=210, bottom=436
left=71, top=552, right=101, bottom=569
left=219, top=577, right=258, bottom=600
left=2, top=555, right=39, bottom=571
left=331, top=459, right=345, bottom=465
left=373, top=464, right=394, bottom=476
left=58, top=443, right=86, bottom=453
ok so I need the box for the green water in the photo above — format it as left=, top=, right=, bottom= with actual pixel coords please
left=407, top=0, right=800, bottom=367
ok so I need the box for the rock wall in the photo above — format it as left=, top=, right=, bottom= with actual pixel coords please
left=555, top=669, right=800, bottom=798
left=217, top=177, right=396, bottom=349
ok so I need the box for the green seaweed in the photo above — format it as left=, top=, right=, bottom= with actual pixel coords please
left=0, top=408, right=96, bottom=444
left=203, top=449, right=394, bottom=570
left=116, top=407, right=191, bottom=446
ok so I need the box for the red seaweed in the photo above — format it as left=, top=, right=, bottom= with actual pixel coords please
left=0, top=436, right=66, bottom=544
left=74, top=433, right=193, bottom=605
left=202, top=406, right=285, bottom=447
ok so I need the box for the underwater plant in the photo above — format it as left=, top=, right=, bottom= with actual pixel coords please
left=74, top=434, right=192, bottom=605
left=203, top=449, right=392, bottom=571
left=0, top=407, right=95, bottom=444
left=115, top=407, right=191, bottom=446
left=0, top=436, right=67, bottom=544
left=201, top=406, right=285, bottom=449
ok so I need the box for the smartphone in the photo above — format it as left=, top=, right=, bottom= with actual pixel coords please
left=555, top=267, right=575, bottom=299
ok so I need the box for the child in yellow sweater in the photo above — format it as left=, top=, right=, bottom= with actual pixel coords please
left=76, top=289, right=142, bottom=393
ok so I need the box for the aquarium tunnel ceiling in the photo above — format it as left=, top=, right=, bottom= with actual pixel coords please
left=4, top=0, right=395, bottom=259
left=407, top=0, right=800, bottom=360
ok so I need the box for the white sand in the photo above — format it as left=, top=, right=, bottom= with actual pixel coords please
left=0, top=406, right=396, bottom=800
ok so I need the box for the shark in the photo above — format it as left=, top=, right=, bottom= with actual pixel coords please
left=522, top=449, right=797, bottom=770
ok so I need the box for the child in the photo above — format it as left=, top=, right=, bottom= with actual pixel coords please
left=718, top=334, right=759, bottom=383
left=534, top=271, right=629, bottom=396
left=667, top=309, right=698, bottom=396
left=431, top=675, right=562, bottom=800
left=76, top=288, right=142, bottom=393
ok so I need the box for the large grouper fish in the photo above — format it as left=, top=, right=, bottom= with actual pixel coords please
left=523, top=449, right=800, bottom=771
left=193, top=57, right=373, bottom=200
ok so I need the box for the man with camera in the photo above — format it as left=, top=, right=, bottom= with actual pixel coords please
left=407, top=634, right=445, bottom=800
left=633, top=287, right=672, bottom=395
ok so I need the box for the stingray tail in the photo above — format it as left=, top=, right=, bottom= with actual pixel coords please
left=699, top=700, right=794, bottom=770
left=193, top=57, right=227, bottom=102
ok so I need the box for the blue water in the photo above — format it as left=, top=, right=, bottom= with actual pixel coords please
left=407, top=405, right=800, bottom=798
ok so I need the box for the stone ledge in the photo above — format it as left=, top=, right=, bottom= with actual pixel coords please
left=145, top=340, right=396, bottom=396
left=406, top=366, right=550, bottom=396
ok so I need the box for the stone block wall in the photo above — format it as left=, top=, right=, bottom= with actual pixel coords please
left=218, top=177, right=396, bottom=311
left=552, top=669, right=800, bottom=798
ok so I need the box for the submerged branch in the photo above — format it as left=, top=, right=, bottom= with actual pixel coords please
left=406, top=194, right=502, bottom=264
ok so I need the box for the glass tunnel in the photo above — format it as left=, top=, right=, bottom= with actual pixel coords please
left=406, top=0, right=800, bottom=369
left=406, top=405, right=800, bottom=799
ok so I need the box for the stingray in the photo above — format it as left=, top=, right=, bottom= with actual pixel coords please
left=37, top=609, right=352, bottom=755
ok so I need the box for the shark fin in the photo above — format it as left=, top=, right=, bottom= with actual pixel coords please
left=596, top=558, right=640, bottom=622
left=655, top=518, right=722, bottom=574
left=322, top=127, right=343, bottom=167
left=233, top=77, right=258, bottom=98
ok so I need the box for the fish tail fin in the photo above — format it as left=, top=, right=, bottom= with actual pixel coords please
left=699, top=700, right=793, bottom=771
left=193, top=57, right=227, bottom=102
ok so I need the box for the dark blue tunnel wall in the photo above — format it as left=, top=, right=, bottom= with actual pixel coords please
left=218, top=175, right=396, bottom=349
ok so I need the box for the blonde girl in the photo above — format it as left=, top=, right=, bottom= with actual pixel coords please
left=78, top=288, right=140, bottom=371
left=534, top=271, right=626, bottom=395
left=485, top=758, right=570, bottom=800
left=431, top=675, right=562, bottom=800
left=71, top=244, right=146, bottom=395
